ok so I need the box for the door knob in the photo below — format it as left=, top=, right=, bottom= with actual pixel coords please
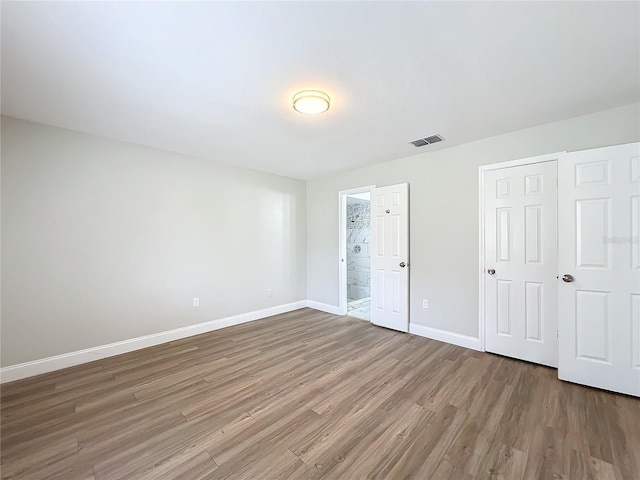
left=399, top=262, right=406, bottom=268
left=487, top=268, right=496, bottom=275
left=562, top=274, right=574, bottom=283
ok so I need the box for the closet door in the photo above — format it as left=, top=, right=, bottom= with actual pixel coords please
left=558, top=142, right=640, bottom=397
left=484, top=161, right=558, bottom=367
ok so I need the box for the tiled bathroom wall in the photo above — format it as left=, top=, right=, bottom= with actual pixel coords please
left=346, top=200, right=370, bottom=300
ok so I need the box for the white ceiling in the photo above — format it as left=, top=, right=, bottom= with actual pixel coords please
left=2, top=2, right=639, bottom=180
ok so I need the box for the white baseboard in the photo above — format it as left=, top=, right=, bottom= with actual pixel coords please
left=305, top=300, right=342, bottom=316
left=0, top=300, right=307, bottom=384
left=409, top=323, right=483, bottom=351
left=1, top=303, right=485, bottom=383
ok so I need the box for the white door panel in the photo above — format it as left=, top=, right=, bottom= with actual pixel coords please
left=558, top=143, right=640, bottom=397
left=371, top=183, right=409, bottom=332
left=484, top=161, right=558, bottom=367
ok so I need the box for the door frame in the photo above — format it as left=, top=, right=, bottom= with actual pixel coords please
left=338, top=186, right=376, bottom=316
left=478, top=152, right=565, bottom=352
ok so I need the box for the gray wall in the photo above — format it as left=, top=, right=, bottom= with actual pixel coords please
left=306, top=103, right=640, bottom=338
left=1, top=117, right=307, bottom=366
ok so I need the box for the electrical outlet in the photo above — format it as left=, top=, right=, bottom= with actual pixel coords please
left=267, top=289, right=273, bottom=297
left=193, top=297, right=200, bottom=307
left=422, top=299, right=429, bottom=309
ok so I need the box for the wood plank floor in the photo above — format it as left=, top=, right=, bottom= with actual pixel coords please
left=1, top=308, right=639, bottom=480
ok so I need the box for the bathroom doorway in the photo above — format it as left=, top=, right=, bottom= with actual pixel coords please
left=338, top=186, right=373, bottom=321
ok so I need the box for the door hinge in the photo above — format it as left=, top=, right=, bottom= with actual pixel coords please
left=556, top=329, right=559, bottom=339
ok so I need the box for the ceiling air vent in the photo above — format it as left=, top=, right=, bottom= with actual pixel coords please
left=410, top=134, right=444, bottom=147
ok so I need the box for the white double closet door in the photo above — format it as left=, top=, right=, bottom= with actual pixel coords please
left=558, top=144, right=640, bottom=397
left=484, top=160, right=559, bottom=367
left=484, top=143, right=640, bottom=397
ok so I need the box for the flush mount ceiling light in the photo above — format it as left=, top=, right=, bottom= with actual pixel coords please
left=292, top=90, right=331, bottom=115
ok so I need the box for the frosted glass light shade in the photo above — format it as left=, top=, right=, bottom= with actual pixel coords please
left=292, top=90, right=330, bottom=115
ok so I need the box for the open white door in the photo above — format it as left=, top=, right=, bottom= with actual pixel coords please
left=483, top=160, right=559, bottom=367
left=558, top=143, right=640, bottom=397
left=371, top=183, right=409, bottom=332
